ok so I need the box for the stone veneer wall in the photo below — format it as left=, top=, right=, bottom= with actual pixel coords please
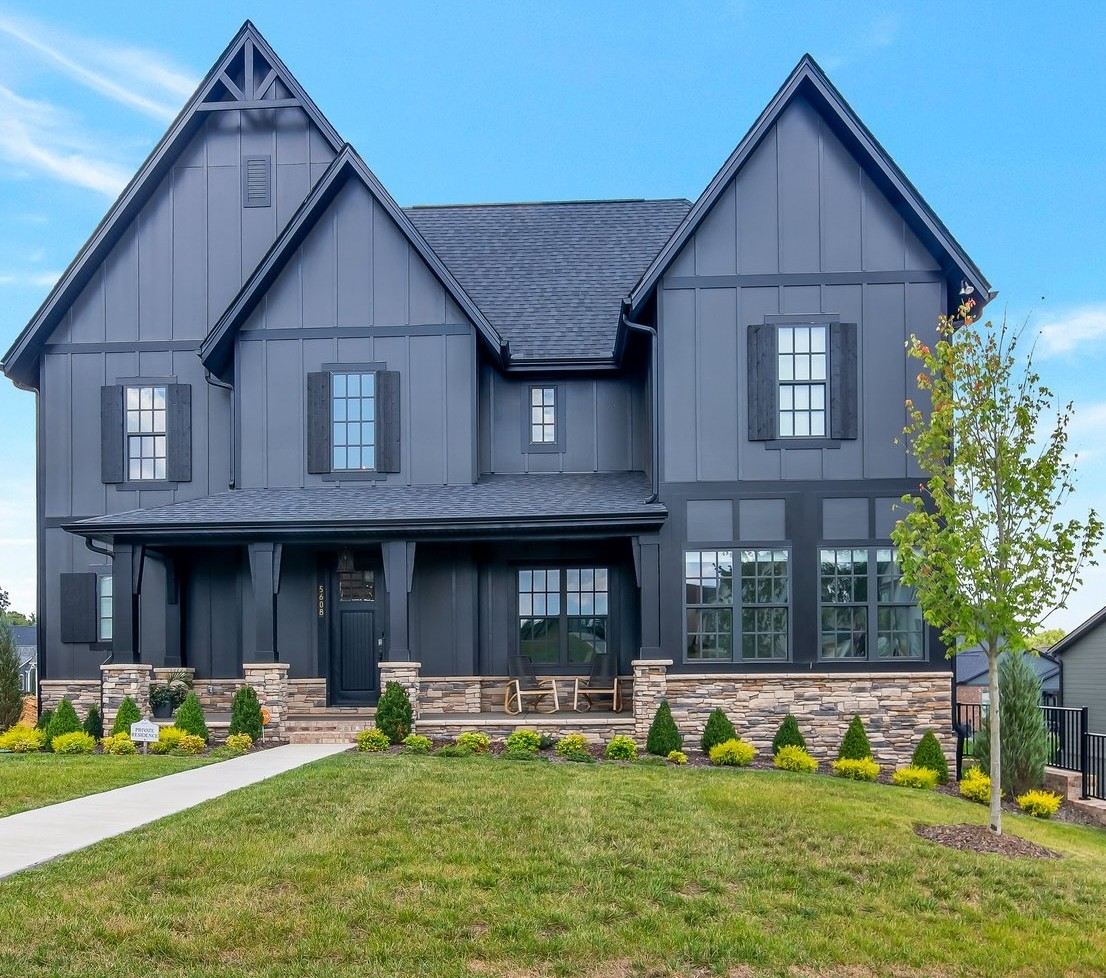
left=39, top=680, right=99, bottom=716
left=194, top=680, right=240, bottom=715
left=287, top=678, right=328, bottom=714
left=242, top=663, right=289, bottom=739
left=662, top=672, right=953, bottom=765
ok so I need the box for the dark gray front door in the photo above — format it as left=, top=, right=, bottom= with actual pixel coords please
left=331, top=563, right=380, bottom=702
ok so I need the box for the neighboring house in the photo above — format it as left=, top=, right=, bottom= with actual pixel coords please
left=954, top=646, right=1061, bottom=708
left=12, top=625, right=37, bottom=694
left=0, top=24, right=990, bottom=758
left=1050, top=608, right=1106, bottom=731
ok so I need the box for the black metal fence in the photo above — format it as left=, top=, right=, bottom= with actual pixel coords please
left=954, top=702, right=1105, bottom=801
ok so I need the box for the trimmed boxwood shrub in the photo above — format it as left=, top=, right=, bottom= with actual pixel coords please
left=709, top=738, right=755, bottom=767
left=83, top=704, right=103, bottom=739
left=773, top=745, right=817, bottom=773
left=376, top=681, right=414, bottom=744
left=646, top=700, right=682, bottom=756
left=174, top=692, right=209, bottom=743
left=45, top=699, right=83, bottom=750
left=772, top=714, right=807, bottom=755
left=111, top=696, right=142, bottom=736
left=228, top=685, right=263, bottom=742
left=837, top=714, right=872, bottom=760
left=832, top=757, right=880, bottom=781
left=911, top=730, right=949, bottom=784
left=700, top=707, right=737, bottom=754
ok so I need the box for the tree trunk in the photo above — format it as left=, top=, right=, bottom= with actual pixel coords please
left=988, top=644, right=1002, bottom=834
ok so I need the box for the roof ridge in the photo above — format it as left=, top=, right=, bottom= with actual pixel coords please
left=406, top=198, right=691, bottom=211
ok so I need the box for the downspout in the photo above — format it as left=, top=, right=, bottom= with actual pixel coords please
left=620, top=301, right=659, bottom=504
left=204, top=368, right=236, bottom=489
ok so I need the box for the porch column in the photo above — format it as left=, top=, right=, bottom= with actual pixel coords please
left=378, top=660, right=421, bottom=725
left=382, top=540, right=415, bottom=661
left=242, top=662, right=289, bottom=741
left=163, top=554, right=182, bottom=668
left=634, top=534, right=662, bottom=658
left=246, top=543, right=282, bottom=662
left=101, top=662, right=154, bottom=731
left=632, top=659, right=672, bottom=740
left=111, top=543, right=144, bottom=663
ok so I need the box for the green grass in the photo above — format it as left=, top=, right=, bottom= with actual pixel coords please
left=2, top=754, right=1105, bottom=977
left=0, top=754, right=214, bottom=817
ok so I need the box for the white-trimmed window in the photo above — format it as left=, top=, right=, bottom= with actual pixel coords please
left=331, top=372, right=376, bottom=471
left=530, top=386, right=557, bottom=444
left=777, top=325, right=827, bottom=438
left=125, top=385, right=167, bottom=480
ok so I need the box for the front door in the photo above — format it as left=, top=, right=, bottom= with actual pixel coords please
left=330, top=558, right=381, bottom=703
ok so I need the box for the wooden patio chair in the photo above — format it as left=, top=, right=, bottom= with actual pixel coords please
left=573, top=653, right=622, bottom=713
left=504, top=655, right=560, bottom=715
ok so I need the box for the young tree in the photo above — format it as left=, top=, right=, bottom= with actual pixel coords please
left=0, top=620, right=22, bottom=732
left=892, top=307, right=1103, bottom=833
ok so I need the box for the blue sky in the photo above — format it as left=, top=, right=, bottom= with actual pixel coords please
left=1, top=2, right=1104, bottom=630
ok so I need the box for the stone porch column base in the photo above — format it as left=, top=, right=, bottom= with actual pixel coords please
left=379, top=661, right=422, bottom=726
left=631, top=659, right=672, bottom=740
left=242, top=663, right=291, bottom=741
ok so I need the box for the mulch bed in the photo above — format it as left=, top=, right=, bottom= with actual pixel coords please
left=914, top=822, right=1062, bottom=859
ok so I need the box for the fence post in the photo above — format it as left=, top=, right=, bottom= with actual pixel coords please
left=1081, top=706, right=1090, bottom=800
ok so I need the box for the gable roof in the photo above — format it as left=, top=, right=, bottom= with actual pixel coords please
left=1049, top=606, right=1106, bottom=658
left=955, top=647, right=1060, bottom=689
left=627, top=54, right=992, bottom=316
left=1, top=21, right=343, bottom=391
left=199, top=147, right=509, bottom=375
left=407, top=199, right=690, bottom=364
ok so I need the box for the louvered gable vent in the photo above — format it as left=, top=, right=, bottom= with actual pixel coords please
left=243, top=155, right=271, bottom=207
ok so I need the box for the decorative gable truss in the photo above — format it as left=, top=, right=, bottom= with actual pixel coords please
left=198, top=32, right=308, bottom=112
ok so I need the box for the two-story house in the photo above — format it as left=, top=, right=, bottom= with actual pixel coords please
left=2, top=23, right=989, bottom=759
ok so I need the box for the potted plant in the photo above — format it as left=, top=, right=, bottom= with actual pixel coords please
left=148, top=670, right=192, bottom=719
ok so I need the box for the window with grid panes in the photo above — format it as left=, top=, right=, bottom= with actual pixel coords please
left=331, top=372, right=376, bottom=471
left=529, top=386, right=557, bottom=444
left=125, top=385, right=167, bottom=480
left=739, top=550, right=789, bottom=659
left=518, top=567, right=609, bottom=666
left=777, top=325, right=827, bottom=437
left=97, top=575, right=113, bottom=642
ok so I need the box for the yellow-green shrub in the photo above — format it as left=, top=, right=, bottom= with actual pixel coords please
left=149, top=726, right=185, bottom=754
left=171, top=733, right=206, bottom=755
left=356, top=728, right=391, bottom=752
left=604, top=735, right=638, bottom=761
left=959, top=765, right=996, bottom=804
left=0, top=724, right=45, bottom=752
left=668, top=750, right=688, bottom=765
left=555, top=733, right=590, bottom=756
left=1016, top=789, right=1062, bottom=819
left=100, top=733, right=137, bottom=755
left=832, top=757, right=880, bottom=782
left=401, top=734, right=432, bottom=754
left=505, top=729, right=541, bottom=753
left=709, top=738, right=755, bottom=767
left=51, top=731, right=96, bottom=755
left=224, top=733, right=253, bottom=752
left=891, top=766, right=938, bottom=790
left=773, top=745, right=817, bottom=773
left=456, top=731, right=491, bottom=754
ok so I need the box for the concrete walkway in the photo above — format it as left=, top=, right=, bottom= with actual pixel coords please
left=0, top=743, right=351, bottom=879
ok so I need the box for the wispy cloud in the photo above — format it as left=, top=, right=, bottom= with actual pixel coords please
left=0, top=82, right=132, bottom=195
left=1037, top=304, right=1106, bottom=357
left=0, top=270, right=62, bottom=287
left=0, top=12, right=195, bottom=121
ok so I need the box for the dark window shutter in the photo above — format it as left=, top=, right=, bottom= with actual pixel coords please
left=307, top=372, right=332, bottom=474
left=830, top=322, right=858, bottom=440
left=166, top=384, right=192, bottom=482
left=747, top=324, right=778, bottom=441
left=60, top=573, right=97, bottom=644
left=243, top=155, right=271, bottom=207
left=100, top=385, right=124, bottom=484
left=376, top=370, right=401, bottom=473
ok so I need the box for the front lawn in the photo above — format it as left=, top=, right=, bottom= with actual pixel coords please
left=0, top=754, right=214, bottom=817
left=1, top=754, right=1104, bottom=977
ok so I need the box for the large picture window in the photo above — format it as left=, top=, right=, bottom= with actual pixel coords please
left=518, top=567, right=608, bottom=666
left=685, top=549, right=789, bottom=662
left=819, top=547, right=923, bottom=659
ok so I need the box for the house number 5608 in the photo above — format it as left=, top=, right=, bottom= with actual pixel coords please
left=317, top=585, right=325, bottom=618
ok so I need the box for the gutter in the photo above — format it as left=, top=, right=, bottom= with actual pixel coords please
left=619, top=300, right=660, bottom=504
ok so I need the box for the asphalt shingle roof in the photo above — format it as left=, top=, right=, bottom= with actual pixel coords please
left=406, top=199, right=691, bottom=360
left=66, top=472, right=665, bottom=536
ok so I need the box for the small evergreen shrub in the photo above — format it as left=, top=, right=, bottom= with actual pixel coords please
left=709, top=738, right=755, bottom=767
left=0, top=620, right=21, bottom=732
left=228, top=685, right=264, bottom=742
left=891, top=766, right=938, bottom=790
left=401, top=734, right=432, bottom=755
left=51, top=731, right=96, bottom=755
left=111, top=697, right=142, bottom=736
left=45, top=698, right=83, bottom=749
left=959, top=766, right=996, bottom=804
left=1017, top=789, right=1063, bottom=819
left=701, top=708, right=737, bottom=753
left=356, top=728, right=391, bottom=753
left=375, top=681, right=414, bottom=744
left=100, top=733, right=137, bottom=755
left=773, top=745, right=817, bottom=773
left=36, top=708, right=54, bottom=732
left=224, top=733, right=253, bottom=752
left=173, top=692, right=209, bottom=743
left=831, top=757, right=880, bottom=782
left=434, top=744, right=473, bottom=758
left=456, top=731, right=491, bottom=754
left=605, top=735, right=638, bottom=761
left=555, top=733, right=590, bottom=756
left=170, top=733, right=206, bottom=755
left=668, top=750, right=688, bottom=765
left=911, top=730, right=950, bottom=784
left=505, top=729, right=541, bottom=753
left=646, top=700, right=682, bottom=756
left=772, top=714, right=807, bottom=755
left=538, top=733, right=557, bottom=751
left=83, top=704, right=103, bottom=739
left=977, top=650, right=1051, bottom=796
left=0, top=724, right=45, bottom=752
left=837, top=715, right=872, bottom=760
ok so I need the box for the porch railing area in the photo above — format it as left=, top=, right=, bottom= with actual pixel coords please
left=955, top=703, right=1106, bottom=801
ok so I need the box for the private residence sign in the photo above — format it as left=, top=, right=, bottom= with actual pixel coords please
left=130, top=719, right=160, bottom=743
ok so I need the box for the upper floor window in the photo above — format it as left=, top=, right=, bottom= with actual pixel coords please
left=331, top=372, right=376, bottom=471
left=530, top=386, right=557, bottom=444
left=125, top=385, right=168, bottom=481
left=777, top=325, right=827, bottom=438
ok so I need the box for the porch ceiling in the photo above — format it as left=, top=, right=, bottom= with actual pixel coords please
left=64, top=471, right=666, bottom=542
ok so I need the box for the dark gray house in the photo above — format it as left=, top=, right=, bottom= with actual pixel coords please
left=1, top=24, right=990, bottom=759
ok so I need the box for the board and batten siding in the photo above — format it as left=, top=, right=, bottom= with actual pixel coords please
left=1061, top=629, right=1106, bottom=732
